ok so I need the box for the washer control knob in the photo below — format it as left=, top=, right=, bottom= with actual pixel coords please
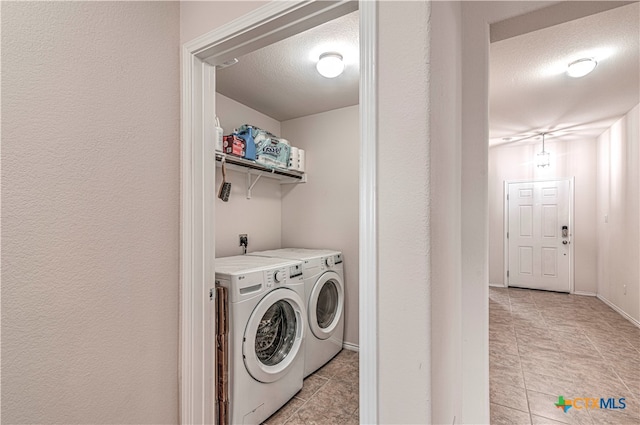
left=325, top=257, right=335, bottom=268
left=274, top=270, right=285, bottom=283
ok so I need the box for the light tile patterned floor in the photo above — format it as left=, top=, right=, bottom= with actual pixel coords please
left=490, top=287, right=640, bottom=425
left=263, top=349, right=359, bottom=425
left=265, top=289, right=639, bottom=424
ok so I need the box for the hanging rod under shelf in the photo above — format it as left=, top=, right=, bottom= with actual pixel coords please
left=215, top=153, right=306, bottom=182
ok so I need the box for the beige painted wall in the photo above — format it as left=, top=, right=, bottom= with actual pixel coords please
left=597, top=104, right=640, bottom=322
left=216, top=93, right=281, bottom=137
left=430, top=2, right=463, bottom=423
left=280, top=105, right=360, bottom=346
left=377, top=2, right=432, bottom=422
left=488, top=138, right=599, bottom=294
left=215, top=93, right=283, bottom=257
left=180, top=1, right=267, bottom=45
left=2, top=2, right=180, bottom=424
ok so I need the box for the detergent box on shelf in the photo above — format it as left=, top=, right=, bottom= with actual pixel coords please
left=223, top=135, right=246, bottom=157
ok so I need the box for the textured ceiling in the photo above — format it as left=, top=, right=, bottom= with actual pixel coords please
left=216, top=3, right=639, bottom=143
left=216, top=10, right=359, bottom=122
left=489, top=2, right=639, bottom=146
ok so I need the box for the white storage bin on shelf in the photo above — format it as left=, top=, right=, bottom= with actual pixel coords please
left=215, top=153, right=307, bottom=199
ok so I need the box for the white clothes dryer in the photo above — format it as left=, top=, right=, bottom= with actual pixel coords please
left=249, top=248, right=345, bottom=377
left=215, top=255, right=306, bottom=425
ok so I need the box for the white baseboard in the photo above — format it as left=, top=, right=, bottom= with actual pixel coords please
left=597, top=294, right=640, bottom=329
left=489, top=282, right=505, bottom=288
left=573, top=290, right=596, bottom=296
left=342, top=341, right=359, bottom=352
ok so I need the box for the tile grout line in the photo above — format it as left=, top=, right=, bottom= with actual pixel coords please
left=278, top=357, right=359, bottom=425
left=579, top=322, right=634, bottom=400
left=529, top=292, right=574, bottom=425
left=282, top=377, right=330, bottom=424
left=510, top=291, right=535, bottom=425
left=494, top=288, right=640, bottom=425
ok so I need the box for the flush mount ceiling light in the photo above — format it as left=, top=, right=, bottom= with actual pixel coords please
left=316, top=53, right=344, bottom=78
left=567, top=58, right=597, bottom=78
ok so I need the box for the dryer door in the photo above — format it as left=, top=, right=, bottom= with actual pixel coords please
left=243, top=288, right=305, bottom=383
left=308, top=271, right=344, bottom=340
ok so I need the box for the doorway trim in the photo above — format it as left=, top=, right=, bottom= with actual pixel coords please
left=180, top=1, right=377, bottom=423
left=503, top=177, right=575, bottom=293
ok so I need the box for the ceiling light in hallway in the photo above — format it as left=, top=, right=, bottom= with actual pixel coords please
left=536, top=133, right=550, bottom=168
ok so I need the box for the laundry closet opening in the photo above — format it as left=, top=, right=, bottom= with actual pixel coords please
left=211, top=7, right=361, bottom=425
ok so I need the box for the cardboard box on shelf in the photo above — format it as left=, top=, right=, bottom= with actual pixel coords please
left=223, top=135, right=246, bottom=157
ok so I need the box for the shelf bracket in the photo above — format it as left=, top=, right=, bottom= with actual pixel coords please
left=246, top=171, right=263, bottom=199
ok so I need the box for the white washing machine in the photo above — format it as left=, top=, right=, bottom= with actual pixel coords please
left=215, top=255, right=306, bottom=425
left=249, top=248, right=345, bottom=377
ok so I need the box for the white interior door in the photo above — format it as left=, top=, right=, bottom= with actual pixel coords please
left=507, top=180, right=572, bottom=292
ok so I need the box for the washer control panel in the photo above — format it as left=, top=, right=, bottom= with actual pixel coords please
left=321, top=253, right=343, bottom=270
left=265, top=267, right=286, bottom=288
left=273, top=270, right=285, bottom=283
left=264, top=264, right=303, bottom=288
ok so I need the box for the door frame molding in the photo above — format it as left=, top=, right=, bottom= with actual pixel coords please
left=503, top=177, right=575, bottom=292
left=180, top=1, right=378, bottom=423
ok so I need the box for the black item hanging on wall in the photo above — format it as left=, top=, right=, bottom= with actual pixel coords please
left=218, top=160, right=231, bottom=202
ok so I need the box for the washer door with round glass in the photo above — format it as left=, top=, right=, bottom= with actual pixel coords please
left=308, top=271, right=344, bottom=340
left=243, top=288, right=305, bottom=383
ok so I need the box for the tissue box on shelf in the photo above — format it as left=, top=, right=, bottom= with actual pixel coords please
left=256, top=137, right=291, bottom=169
left=223, top=135, right=245, bottom=157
